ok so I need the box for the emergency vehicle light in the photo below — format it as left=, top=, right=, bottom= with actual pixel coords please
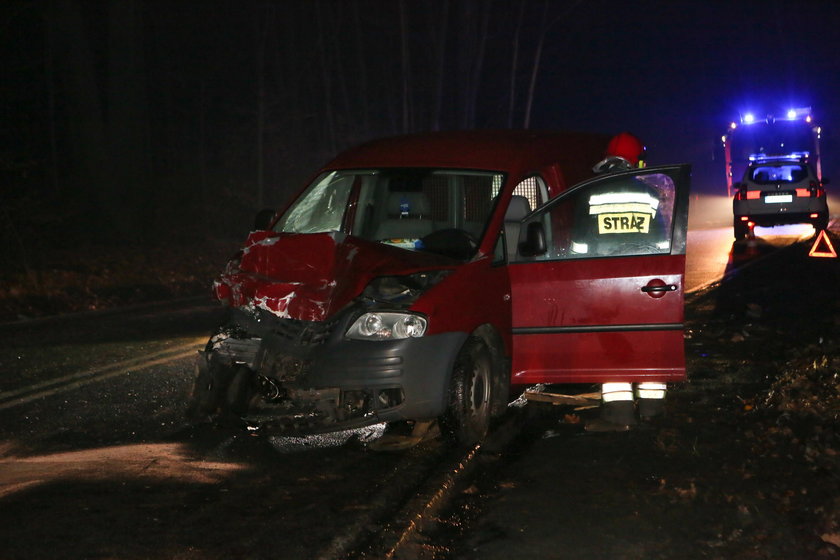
left=749, top=152, right=809, bottom=163
left=743, top=113, right=755, bottom=124
left=787, top=107, right=812, bottom=120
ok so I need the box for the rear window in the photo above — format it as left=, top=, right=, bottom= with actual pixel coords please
left=748, top=164, right=809, bottom=184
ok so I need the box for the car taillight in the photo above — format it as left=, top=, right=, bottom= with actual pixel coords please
left=796, top=188, right=810, bottom=197
left=810, top=181, right=826, bottom=197
left=735, top=189, right=760, bottom=200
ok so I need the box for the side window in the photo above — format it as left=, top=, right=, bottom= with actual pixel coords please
left=512, top=176, right=547, bottom=210
left=524, top=171, right=677, bottom=260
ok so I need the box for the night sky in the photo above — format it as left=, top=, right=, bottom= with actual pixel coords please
left=4, top=0, right=840, bottom=245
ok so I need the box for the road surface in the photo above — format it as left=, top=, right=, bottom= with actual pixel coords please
left=0, top=217, right=833, bottom=559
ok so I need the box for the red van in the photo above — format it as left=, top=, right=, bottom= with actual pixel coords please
left=189, top=130, right=691, bottom=445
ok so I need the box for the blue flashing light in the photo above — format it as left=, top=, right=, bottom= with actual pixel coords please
left=787, top=107, right=812, bottom=120
left=749, top=152, right=810, bottom=163
left=737, top=107, right=812, bottom=126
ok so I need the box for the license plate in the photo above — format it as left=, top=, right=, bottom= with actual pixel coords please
left=764, top=194, right=792, bottom=203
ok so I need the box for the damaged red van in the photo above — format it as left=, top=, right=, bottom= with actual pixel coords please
left=189, top=130, right=691, bottom=445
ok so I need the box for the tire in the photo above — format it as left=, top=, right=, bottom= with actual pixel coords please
left=440, top=337, right=495, bottom=446
left=734, top=220, right=749, bottom=240
left=186, top=355, right=235, bottom=419
left=226, top=366, right=255, bottom=415
left=815, top=215, right=828, bottom=232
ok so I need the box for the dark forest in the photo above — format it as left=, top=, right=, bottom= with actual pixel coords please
left=4, top=1, right=579, bottom=252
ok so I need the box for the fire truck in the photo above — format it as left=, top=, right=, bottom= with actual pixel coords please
left=722, top=107, right=823, bottom=194
left=189, top=131, right=691, bottom=445
left=723, top=107, right=829, bottom=238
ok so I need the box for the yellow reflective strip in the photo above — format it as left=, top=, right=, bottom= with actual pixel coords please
left=602, top=382, right=633, bottom=402
left=589, top=202, right=656, bottom=215
left=589, top=192, right=659, bottom=209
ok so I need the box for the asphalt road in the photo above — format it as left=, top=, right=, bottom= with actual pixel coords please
left=0, top=222, right=833, bottom=559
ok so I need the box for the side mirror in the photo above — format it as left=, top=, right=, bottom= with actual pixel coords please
left=519, top=221, right=547, bottom=256
left=254, top=208, right=276, bottom=230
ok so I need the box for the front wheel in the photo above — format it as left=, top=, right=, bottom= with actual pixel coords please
left=186, top=354, right=236, bottom=420
left=440, top=337, right=496, bottom=446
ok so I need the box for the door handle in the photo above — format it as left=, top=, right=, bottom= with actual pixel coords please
left=641, top=284, right=677, bottom=293
left=641, top=279, right=677, bottom=298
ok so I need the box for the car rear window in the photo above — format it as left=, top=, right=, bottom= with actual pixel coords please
left=749, top=164, right=809, bottom=184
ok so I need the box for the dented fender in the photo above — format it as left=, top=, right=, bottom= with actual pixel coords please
left=213, top=232, right=457, bottom=322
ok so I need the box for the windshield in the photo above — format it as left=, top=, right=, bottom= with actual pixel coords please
left=274, top=168, right=505, bottom=258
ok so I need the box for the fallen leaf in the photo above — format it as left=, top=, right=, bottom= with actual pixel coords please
left=563, top=414, right=581, bottom=424
left=820, top=533, right=840, bottom=547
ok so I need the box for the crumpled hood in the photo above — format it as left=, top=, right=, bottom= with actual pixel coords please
left=213, top=231, right=455, bottom=321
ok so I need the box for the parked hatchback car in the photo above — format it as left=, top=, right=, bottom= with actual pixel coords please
left=733, top=158, right=828, bottom=239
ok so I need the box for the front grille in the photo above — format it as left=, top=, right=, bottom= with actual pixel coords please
left=267, top=314, right=337, bottom=347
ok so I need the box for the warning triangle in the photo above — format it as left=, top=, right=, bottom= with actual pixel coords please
left=809, top=229, right=837, bottom=258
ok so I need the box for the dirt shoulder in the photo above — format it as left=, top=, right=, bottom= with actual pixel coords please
left=0, top=240, right=239, bottom=322
left=436, top=233, right=840, bottom=559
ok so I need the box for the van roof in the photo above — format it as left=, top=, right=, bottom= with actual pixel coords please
left=324, top=129, right=610, bottom=187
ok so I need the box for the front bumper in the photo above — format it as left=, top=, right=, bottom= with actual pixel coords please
left=208, top=307, right=468, bottom=433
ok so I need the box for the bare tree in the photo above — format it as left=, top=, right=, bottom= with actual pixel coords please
left=255, top=2, right=272, bottom=208
left=524, top=0, right=582, bottom=129
left=429, top=0, right=450, bottom=131
left=508, top=0, right=527, bottom=128
left=399, top=0, right=413, bottom=133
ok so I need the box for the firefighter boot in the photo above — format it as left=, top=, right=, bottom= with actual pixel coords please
left=636, top=382, right=667, bottom=421
left=602, top=400, right=637, bottom=426
left=586, top=400, right=637, bottom=432
left=638, top=398, right=665, bottom=421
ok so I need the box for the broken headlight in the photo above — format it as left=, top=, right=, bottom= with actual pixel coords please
left=362, top=270, right=452, bottom=305
left=346, top=312, right=427, bottom=340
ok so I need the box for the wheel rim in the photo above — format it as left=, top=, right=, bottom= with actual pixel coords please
left=467, top=354, right=491, bottom=425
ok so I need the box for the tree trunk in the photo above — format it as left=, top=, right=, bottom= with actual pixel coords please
left=107, top=0, right=149, bottom=240
left=399, top=0, right=413, bottom=133
left=46, top=0, right=111, bottom=228
left=508, top=1, right=526, bottom=128
left=430, top=0, right=449, bottom=131
left=523, top=1, right=550, bottom=130
left=255, top=3, right=271, bottom=208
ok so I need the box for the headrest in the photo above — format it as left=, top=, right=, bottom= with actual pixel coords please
left=505, top=195, right=531, bottom=221
left=387, top=192, right=431, bottom=217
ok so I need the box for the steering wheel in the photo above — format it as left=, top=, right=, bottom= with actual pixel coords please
left=420, top=229, right=478, bottom=260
